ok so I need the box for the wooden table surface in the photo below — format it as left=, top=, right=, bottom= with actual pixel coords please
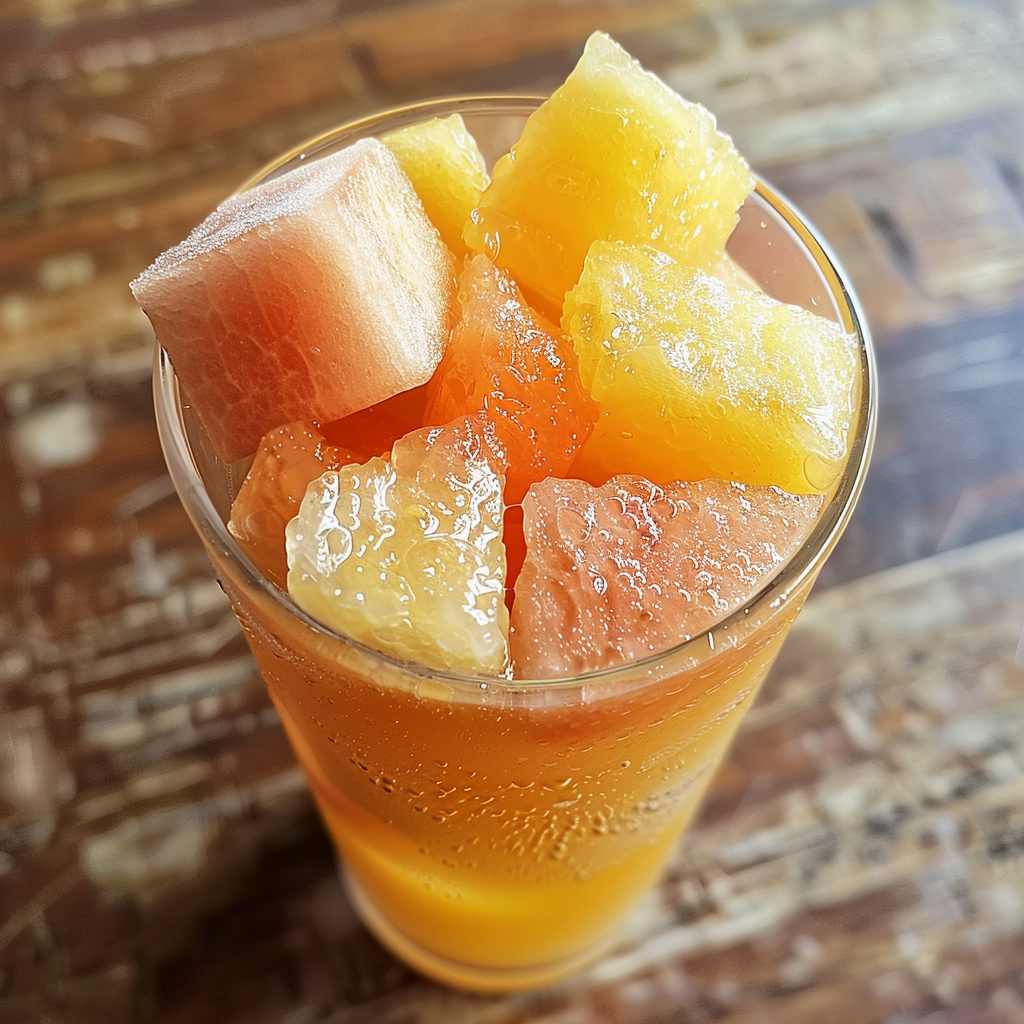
left=3, top=2, right=1024, bottom=1022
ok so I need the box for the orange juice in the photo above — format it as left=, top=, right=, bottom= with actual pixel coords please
left=218, top=551, right=810, bottom=986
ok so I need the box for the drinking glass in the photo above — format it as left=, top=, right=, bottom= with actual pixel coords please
left=153, top=96, right=876, bottom=991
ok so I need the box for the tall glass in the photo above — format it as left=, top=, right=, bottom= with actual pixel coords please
left=153, top=97, right=876, bottom=991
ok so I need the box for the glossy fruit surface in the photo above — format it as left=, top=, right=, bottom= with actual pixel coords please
left=565, top=241, right=860, bottom=494
left=286, top=415, right=510, bottom=675
left=463, top=31, right=752, bottom=316
left=228, top=421, right=359, bottom=588
left=425, top=254, right=597, bottom=503
left=510, top=475, right=822, bottom=678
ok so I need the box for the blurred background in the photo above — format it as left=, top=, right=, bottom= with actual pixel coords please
left=3, top=1, right=1024, bottom=1022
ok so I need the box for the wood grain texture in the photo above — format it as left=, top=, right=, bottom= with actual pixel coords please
left=3, top=0, right=1024, bottom=1020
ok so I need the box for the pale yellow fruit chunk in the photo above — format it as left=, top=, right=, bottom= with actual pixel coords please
left=463, top=31, right=753, bottom=317
left=564, top=241, right=860, bottom=494
left=384, top=114, right=489, bottom=259
left=286, top=417, right=509, bottom=675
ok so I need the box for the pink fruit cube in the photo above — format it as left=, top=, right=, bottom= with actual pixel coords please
left=510, top=476, right=822, bottom=678
left=132, top=138, right=456, bottom=461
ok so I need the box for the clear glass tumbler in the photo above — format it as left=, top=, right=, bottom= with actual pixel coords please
left=153, top=96, right=877, bottom=992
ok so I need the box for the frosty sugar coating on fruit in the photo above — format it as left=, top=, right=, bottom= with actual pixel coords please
left=131, top=137, right=455, bottom=462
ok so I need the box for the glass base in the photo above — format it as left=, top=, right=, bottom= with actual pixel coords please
left=342, top=870, right=618, bottom=992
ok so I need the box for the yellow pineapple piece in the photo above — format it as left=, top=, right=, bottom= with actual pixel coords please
left=286, top=417, right=509, bottom=675
left=384, top=114, right=489, bottom=259
left=564, top=241, right=860, bottom=494
left=463, top=31, right=753, bottom=317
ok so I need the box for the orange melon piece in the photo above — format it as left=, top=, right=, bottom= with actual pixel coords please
left=384, top=114, right=489, bottom=259
left=424, top=254, right=597, bottom=504
left=510, top=476, right=822, bottom=678
left=228, top=422, right=360, bottom=589
left=286, top=416, right=510, bottom=675
left=564, top=241, right=860, bottom=494
left=131, top=138, right=456, bottom=461
left=463, top=31, right=753, bottom=317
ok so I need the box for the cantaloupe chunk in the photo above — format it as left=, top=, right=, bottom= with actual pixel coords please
left=424, top=254, right=597, bottom=504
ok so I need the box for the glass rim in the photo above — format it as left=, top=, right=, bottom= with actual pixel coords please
left=153, top=94, right=878, bottom=695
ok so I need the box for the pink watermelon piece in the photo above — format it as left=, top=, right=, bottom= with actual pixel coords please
left=131, top=138, right=456, bottom=461
left=509, top=476, right=822, bottom=678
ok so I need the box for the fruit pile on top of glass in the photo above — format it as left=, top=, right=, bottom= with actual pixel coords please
left=132, top=33, right=859, bottom=681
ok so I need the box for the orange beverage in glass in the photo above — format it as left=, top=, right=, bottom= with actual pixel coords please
left=152, top=97, right=876, bottom=991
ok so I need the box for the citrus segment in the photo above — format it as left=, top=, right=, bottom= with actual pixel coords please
left=132, top=138, right=455, bottom=461
left=286, top=416, right=510, bottom=675
left=510, top=476, right=822, bottom=679
left=228, top=422, right=359, bottom=588
left=564, top=241, right=859, bottom=494
left=463, top=31, right=753, bottom=316
left=424, top=254, right=597, bottom=503
left=384, top=114, right=489, bottom=259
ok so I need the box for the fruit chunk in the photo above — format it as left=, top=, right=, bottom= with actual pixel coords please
left=463, top=31, right=753, bottom=316
left=286, top=416, right=510, bottom=675
left=228, top=422, right=359, bottom=589
left=384, top=114, right=489, bottom=258
left=565, top=241, right=859, bottom=494
left=424, top=255, right=597, bottom=503
left=132, top=138, right=456, bottom=461
left=510, top=476, right=822, bottom=678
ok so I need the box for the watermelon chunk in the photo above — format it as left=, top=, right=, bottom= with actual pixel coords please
left=132, top=138, right=456, bottom=461
left=509, top=476, right=822, bottom=678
